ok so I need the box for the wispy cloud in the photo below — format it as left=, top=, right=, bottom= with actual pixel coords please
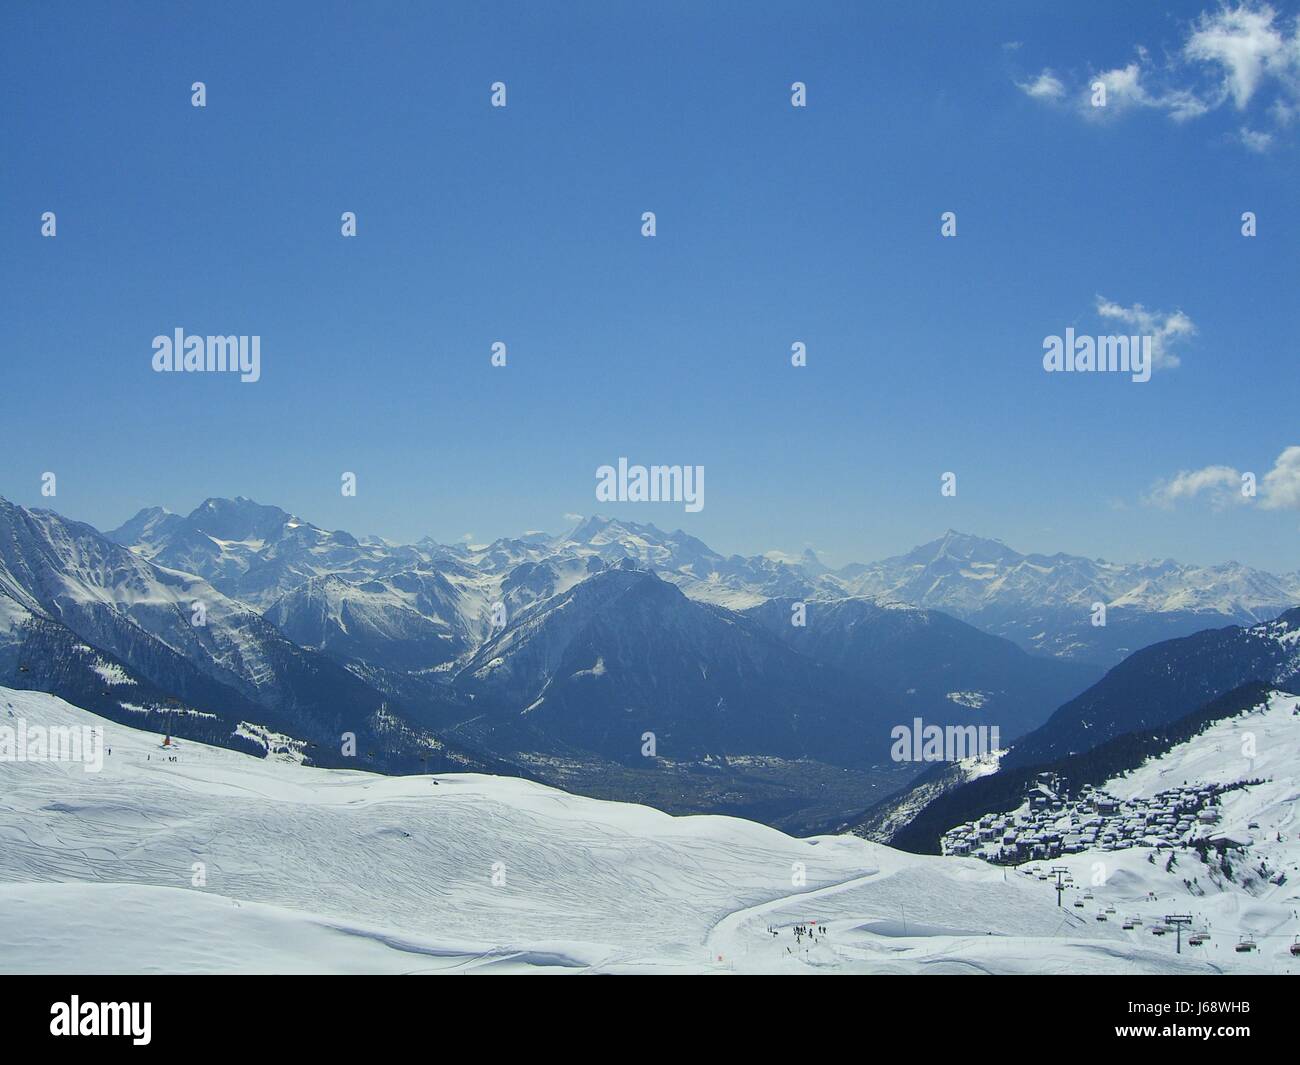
left=1016, top=69, right=1066, bottom=100
left=1094, top=297, right=1196, bottom=371
left=1015, top=3, right=1300, bottom=147
left=1239, top=125, right=1275, bottom=150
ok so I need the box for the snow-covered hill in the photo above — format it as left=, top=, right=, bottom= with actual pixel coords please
left=1, top=687, right=1285, bottom=974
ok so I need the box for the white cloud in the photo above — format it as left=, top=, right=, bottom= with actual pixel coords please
left=1090, top=62, right=1151, bottom=111
left=563, top=512, right=583, bottom=523
left=1147, top=447, right=1300, bottom=511
left=1184, top=2, right=1293, bottom=109
left=1146, top=465, right=1246, bottom=509
left=1095, top=297, right=1196, bottom=370
left=1018, top=2, right=1300, bottom=144
left=1260, top=446, right=1300, bottom=509
left=1017, top=69, right=1066, bottom=100
left=1081, top=58, right=1212, bottom=122
left=1239, top=125, right=1275, bottom=150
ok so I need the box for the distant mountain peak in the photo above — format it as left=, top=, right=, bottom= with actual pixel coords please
left=186, top=497, right=300, bottom=542
left=105, top=506, right=185, bottom=550
left=905, top=530, right=1020, bottom=566
left=566, top=514, right=669, bottom=544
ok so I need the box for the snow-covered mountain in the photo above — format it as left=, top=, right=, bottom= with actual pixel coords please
left=833, top=530, right=1300, bottom=665
left=106, top=502, right=1300, bottom=669
left=4, top=686, right=1269, bottom=975
left=0, top=497, right=285, bottom=701
left=95, top=500, right=1106, bottom=760
left=1, top=497, right=1085, bottom=826
left=860, top=605, right=1300, bottom=844
left=853, top=612, right=1300, bottom=851
left=107, top=497, right=428, bottom=610
left=838, top=529, right=1299, bottom=619
left=0, top=498, right=484, bottom=774
left=994, top=610, right=1300, bottom=773
left=17, top=493, right=1300, bottom=831
left=264, top=570, right=478, bottom=673
left=454, top=567, right=909, bottom=765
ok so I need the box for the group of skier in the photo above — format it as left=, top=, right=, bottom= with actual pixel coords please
left=766, top=922, right=829, bottom=948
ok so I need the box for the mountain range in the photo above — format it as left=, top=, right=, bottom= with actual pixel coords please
left=101, top=500, right=1300, bottom=667
left=3, top=493, right=1297, bottom=830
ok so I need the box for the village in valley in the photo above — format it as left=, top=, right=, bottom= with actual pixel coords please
left=941, top=773, right=1259, bottom=865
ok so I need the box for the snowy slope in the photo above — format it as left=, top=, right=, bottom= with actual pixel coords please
left=948, top=693, right=1300, bottom=972
left=0, top=687, right=1276, bottom=974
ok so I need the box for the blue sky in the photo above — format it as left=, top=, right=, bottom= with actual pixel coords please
left=2, top=1, right=1298, bottom=570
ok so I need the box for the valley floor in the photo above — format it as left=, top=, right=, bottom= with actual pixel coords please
left=0, top=687, right=1293, bottom=974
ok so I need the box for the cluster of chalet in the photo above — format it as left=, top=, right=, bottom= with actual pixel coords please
left=941, top=773, right=1233, bottom=864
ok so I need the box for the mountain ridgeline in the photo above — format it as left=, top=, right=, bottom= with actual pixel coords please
left=2, top=493, right=1295, bottom=830
left=853, top=611, right=1300, bottom=850
left=881, top=682, right=1278, bottom=855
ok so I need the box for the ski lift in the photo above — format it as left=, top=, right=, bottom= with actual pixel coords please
left=1235, top=935, right=1256, bottom=953
left=1122, top=920, right=1135, bottom=930
left=1290, top=936, right=1300, bottom=957
left=1151, top=926, right=1167, bottom=936
left=1188, top=932, right=1208, bottom=946
left=1095, top=913, right=1107, bottom=922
